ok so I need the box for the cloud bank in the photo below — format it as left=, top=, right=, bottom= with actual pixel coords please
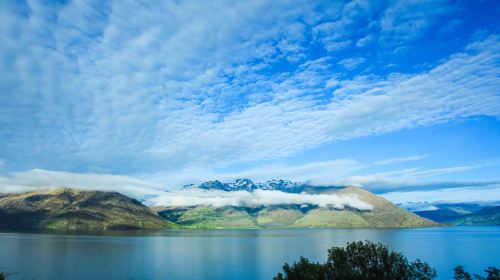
left=148, top=189, right=373, bottom=210
left=0, top=169, right=163, bottom=198
left=0, top=169, right=372, bottom=210
left=1, top=168, right=498, bottom=206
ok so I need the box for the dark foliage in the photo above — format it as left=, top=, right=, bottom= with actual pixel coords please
left=274, top=257, right=327, bottom=280
left=454, top=266, right=500, bottom=280
left=0, top=271, right=11, bottom=280
left=274, top=241, right=437, bottom=280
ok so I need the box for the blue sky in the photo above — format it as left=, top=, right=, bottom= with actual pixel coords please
left=0, top=0, right=499, bottom=203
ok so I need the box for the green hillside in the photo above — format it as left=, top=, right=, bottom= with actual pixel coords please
left=156, top=187, right=439, bottom=229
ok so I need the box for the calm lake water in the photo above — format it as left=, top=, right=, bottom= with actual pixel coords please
left=0, top=227, right=499, bottom=280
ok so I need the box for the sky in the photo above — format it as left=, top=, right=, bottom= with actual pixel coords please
left=0, top=0, right=499, bottom=205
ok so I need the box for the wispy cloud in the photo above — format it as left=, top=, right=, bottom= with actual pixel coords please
left=333, top=163, right=500, bottom=191
left=381, top=184, right=500, bottom=204
left=379, top=0, right=454, bottom=45
left=338, top=57, right=366, bottom=70
left=0, top=0, right=498, bottom=183
left=375, top=155, right=429, bottom=165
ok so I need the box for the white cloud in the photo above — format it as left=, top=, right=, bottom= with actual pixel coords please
left=338, top=57, right=366, bottom=70
left=380, top=0, right=453, bottom=44
left=218, top=159, right=364, bottom=185
left=0, top=0, right=498, bottom=178
left=149, top=35, right=500, bottom=171
left=356, top=34, right=373, bottom=47
left=0, top=168, right=373, bottom=210
left=0, top=169, right=163, bottom=198
left=332, top=163, right=499, bottom=191
left=148, top=189, right=373, bottom=210
left=0, top=167, right=498, bottom=206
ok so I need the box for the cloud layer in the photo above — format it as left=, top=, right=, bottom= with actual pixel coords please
left=149, top=189, right=373, bottom=210
left=1, top=168, right=498, bottom=207
left=0, top=0, right=498, bottom=177
left=0, top=169, right=372, bottom=210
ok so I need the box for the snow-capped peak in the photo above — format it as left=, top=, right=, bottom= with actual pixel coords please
left=196, top=178, right=304, bottom=192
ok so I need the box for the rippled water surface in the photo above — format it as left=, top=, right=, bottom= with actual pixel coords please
left=0, top=227, right=499, bottom=280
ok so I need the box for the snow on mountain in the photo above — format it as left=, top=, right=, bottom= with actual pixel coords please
left=196, top=179, right=304, bottom=192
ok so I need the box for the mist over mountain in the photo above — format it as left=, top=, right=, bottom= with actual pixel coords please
left=156, top=178, right=369, bottom=210
left=0, top=178, right=440, bottom=230
left=151, top=180, right=438, bottom=229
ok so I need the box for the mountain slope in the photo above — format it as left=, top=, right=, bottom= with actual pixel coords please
left=325, top=187, right=438, bottom=227
left=409, top=202, right=498, bottom=224
left=156, top=185, right=439, bottom=229
left=0, top=188, right=171, bottom=230
left=414, top=208, right=467, bottom=223
left=448, top=206, right=500, bottom=226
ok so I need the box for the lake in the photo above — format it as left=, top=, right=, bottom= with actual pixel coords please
left=0, top=227, right=498, bottom=280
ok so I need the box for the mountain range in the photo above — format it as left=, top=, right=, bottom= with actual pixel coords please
left=448, top=206, right=500, bottom=225
left=194, top=179, right=303, bottom=192
left=157, top=179, right=439, bottom=229
left=0, top=179, right=464, bottom=230
left=403, top=202, right=500, bottom=225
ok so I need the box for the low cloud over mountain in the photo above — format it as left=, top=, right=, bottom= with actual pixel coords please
left=148, top=188, right=373, bottom=210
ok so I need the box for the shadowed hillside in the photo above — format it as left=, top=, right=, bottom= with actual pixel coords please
left=448, top=206, right=500, bottom=226
left=0, top=189, right=171, bottom=230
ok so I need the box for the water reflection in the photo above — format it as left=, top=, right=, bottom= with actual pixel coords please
left=0, top=227, right=498, bottom=280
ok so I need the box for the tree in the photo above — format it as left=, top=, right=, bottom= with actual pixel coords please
left=454, top=266, right=500, bottom=280
left=274, top=257, right=327, bottom=280
left=454, top=266, right=472, bottom=280
left=274, top=241, right=437, bottom=280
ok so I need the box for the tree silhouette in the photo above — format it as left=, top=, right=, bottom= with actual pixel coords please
left=454, top=266, right=500, bottom=280
left=274, top=241, right=436, bottom=280
left=454, top=266, right=472, bottom=280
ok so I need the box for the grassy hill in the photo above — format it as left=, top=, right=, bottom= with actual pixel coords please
left=0, top=188, right=172, bottom=230
left=155, top=186, right=439, bottom=229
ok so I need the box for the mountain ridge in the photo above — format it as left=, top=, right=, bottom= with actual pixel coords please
left=448, top=205, right=500, bottom=225
left=156, top=184, right=439, bottom=229
left=191, top=178, right=337, bottom=193
left=0, top=183, right=441, bottom=230
left=406, top=202, right=500, bottom=225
